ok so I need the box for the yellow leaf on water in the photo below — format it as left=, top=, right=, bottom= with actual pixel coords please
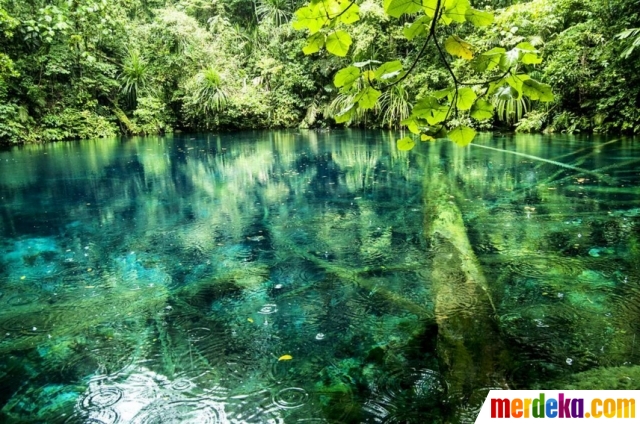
left=20, top=276, right=26, bottom=280
left=247, top=318, right=254, bottom=323
left=278, top=354, right=293, bottom=361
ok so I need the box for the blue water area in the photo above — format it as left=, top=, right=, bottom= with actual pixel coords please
left=0, top=131, right=640, bottom=423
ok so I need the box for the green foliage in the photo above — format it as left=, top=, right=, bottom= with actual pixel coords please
left=133, top=97, right=174, bottom=135
left=292, top=0, right=557, bottom=148
left=0, top=0, right=638, bottom=143
left=616, top=28, right=640, bottom=59
left=119, top=50, right=150, bottom=106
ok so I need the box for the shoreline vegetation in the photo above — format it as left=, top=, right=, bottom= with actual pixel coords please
left=0, top=0, right=638, bottom=145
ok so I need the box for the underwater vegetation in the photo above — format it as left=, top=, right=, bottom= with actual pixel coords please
left=0, top=131, right=639, bottom=423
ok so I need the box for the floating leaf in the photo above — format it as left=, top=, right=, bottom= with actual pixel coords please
left=247, top=318, right=254, bottom=323
left=356, top=86, right=381, bottom=110
left=465, top=8, right=493, bottom=26
left=326, top=30, right=352, bottom=57
left=302, top=32, right=326, bottom=55
left=374, top=61, right=403, bottom=80
left=470, top=99, right=494, bottom=120
left=522, top=79, right=554, bottom=102
left=385, top=0, right=423, bottom=18
left=404, top=15, right=430, bottom=40
left=396, top=136, right=416, bottom=151
left=444, top=35, right=474, bottom=60
left=448, top=125, right=476, bottom=146
left=456, top=87, right=477, bottom=110
left=278, top=354, right=293, bottom=361
left=334, top=66, right=360, bottom=90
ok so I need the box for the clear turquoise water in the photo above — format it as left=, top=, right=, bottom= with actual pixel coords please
left=0, top=131, right=639, bottom=423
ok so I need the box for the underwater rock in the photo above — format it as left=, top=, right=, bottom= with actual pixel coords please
left=552, top=365, right=640, bottom=390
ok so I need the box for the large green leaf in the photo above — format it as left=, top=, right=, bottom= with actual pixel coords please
left=500, top=48, right=520, bottom=70
left=432, top=88, right=453, bottom=99
left=473, top=47, right=505, bottom=72
left=396, top=136, right=416, bottom=151
left=356, top=86, right=381, bottom=110
left=422, top=0, right=439, bottom=17
left=326, top=30, right=352, bottom=57
left=322, top=0, right=343, bottom=16
left=334, top=66, right=360, bottom=90
left=444, top=35, right=474, bottom=60
left=338, top=0, right=360, bottom=24
left=470, top=99, right=494, bottom=120
left=404, top=15, right=430, bottom=40
left=442, top=0, right=470, bottom=24
left=385, top=0, right=423, bottom=18
left=504, top=73, right=530, bottom=98
left=456, top=87, right=477, bottom=110
left=413, top=96, right=449, bottom=125
left=465, top=8, right=493, bottom=26
left=522, top=79, right=554, bottom=102
left=448, top=125, right=476, bottom=146
left=302, top=32, right=326, bottom=55
left=374, top=61, right=403, bottom=80
left=515, top=42, right=542, bottom=64
left=292, top=5, right=326, bottom=34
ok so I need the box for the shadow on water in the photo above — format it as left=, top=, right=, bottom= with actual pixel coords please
left=0, top=131, right=639, bottom=422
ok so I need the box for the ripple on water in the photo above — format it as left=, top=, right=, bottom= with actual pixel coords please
left=364, top=368, right=449, bottom=423
left=65, top=407, right=120, bottom=424
left=131, top=399, right=224, bottom=424
left=62, top=339, right=137, bottom=378
left=506, top=256, right=584, bottom=279
left=273, top=387, right=309, bottom=409
left=0, top=311, right=55, bottom=336
left=225, top=389, right=284, bottom=424
left=81, top=387, right=123, bottom=410
left=5, top=292, right=41, bottom=306
left=258, top=304, right=278, bottom=314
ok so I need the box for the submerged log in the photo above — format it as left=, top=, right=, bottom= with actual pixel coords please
left=423, top=169, right=507, bottom=421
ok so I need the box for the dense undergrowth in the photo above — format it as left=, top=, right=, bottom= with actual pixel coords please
left=0, top=0, right=638, bottom=144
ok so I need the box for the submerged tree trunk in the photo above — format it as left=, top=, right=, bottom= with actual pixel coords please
left=423, top=164, right=507, bottom=422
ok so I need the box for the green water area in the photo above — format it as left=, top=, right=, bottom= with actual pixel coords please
left=1, top=131, right=639, bottom=423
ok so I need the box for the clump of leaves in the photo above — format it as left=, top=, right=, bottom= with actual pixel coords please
left=119, top=49, right=150, bottom=107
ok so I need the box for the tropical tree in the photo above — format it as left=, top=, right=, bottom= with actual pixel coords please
left=292, top=0, right=555, bottom=148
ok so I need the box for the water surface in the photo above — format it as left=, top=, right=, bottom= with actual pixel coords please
left=1, top=131, right=639, bottom=423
